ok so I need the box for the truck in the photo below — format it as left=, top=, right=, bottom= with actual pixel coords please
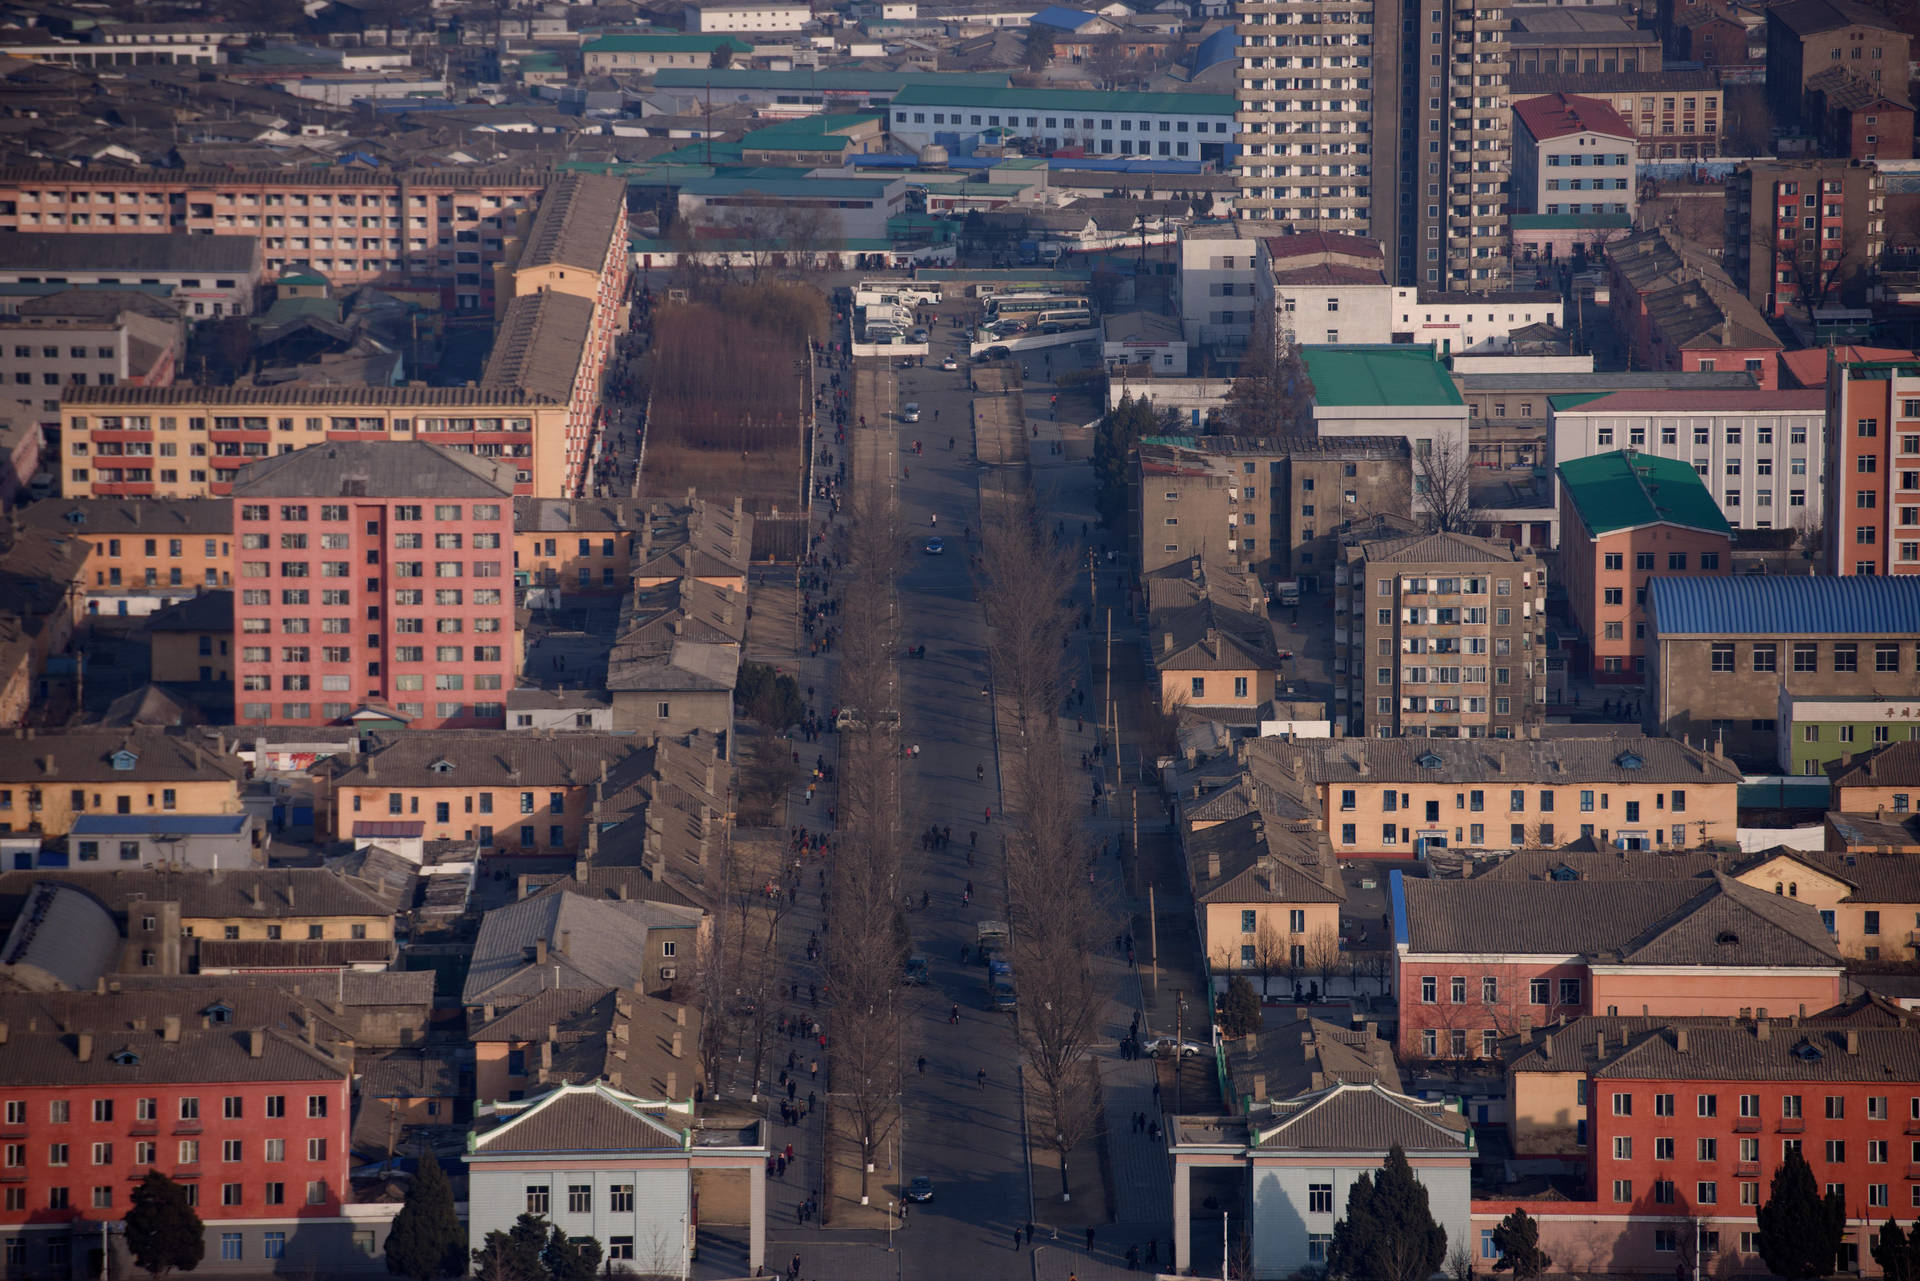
left=975, top=920, right=1009, bottom=965
left=985, top=958, right=1016, bottom=1010
left=1272, top=579, right=1301, bottom=607
left=1017, top=240, right=1039, bottom=266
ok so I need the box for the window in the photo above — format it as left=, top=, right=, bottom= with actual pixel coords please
left=1656, top=1093, right=1675, bottom=1117
left=1613, top=1092, right=1633, bottom=1116
left=526, top=1185, right=550, bottom=1215
left=1613, top=1179, right=1632, bottom=1203
left=1699, top=1138, right=1718, bottom=1161
left=1560, top=978, right=1581, bottom=1004
left=1309, top=1183, right=1333, bottom=1213
left=1614, top=1136, right=1633, bottom=1160
left=610, top=1184, right=634, bottom=1213
left=568, top=1185, right=591, bottom=1214
left=1699, top=1094, right=1718, bottom=1118
left=1753, top=644, right=1777, bottom=673
left=1422, top=976, right=1437, bottom=1003
left=1451, top=976, right=1467, bottom=1003
left=1530, top=978, right=1549, bottom=1004
left=1711, top=643, right=1735, bottom=673
left=221, top=1234, right=242, bottom=1262
left=1794, top=643, right=1818, bottom=673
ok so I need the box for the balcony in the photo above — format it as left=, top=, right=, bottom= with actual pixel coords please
left=128, top=1121, right=158, bottom=1137
left=1734, top=1161, right=1761, bottom=1177
left=1733, top=1117, right=1761, bottom=1134
left=1778, top=1117, right=1805, bottom=1134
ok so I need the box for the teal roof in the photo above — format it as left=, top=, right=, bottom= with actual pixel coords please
left=585, top=33, right=751, bottom=52
left=649, top=140, right=746, bottom=164
left=1548, top=391, right=1613, bottom=412
left=1300, top=345, right=1462, bottom=407
left=654, top=69, right=1010, bottom=92
left=742, top=135, right=853, bottom=152
left=683, top=175, right=896, bottom=198
left=889, top=84, right=1233, bottom=115
left=1556, top=450, right=1732, bottom=538
left=1511, top=213, right=1635, bottom=230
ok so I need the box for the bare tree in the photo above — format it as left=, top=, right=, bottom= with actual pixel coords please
left=1251, top=919, right=1290, bottom=998
left=1304, top=926, right=1343, bottom=998
left=1415, top=438, right=1481, bottom=534
left=1224, top=307, right=1312, bottom=437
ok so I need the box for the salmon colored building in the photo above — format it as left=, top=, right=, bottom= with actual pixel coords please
left=230, top=442, right=516, bottom=730
left=1392, top=869, right=1843, bottom=1061
left=1824, top=355, right=1920, bottom=576
left=1558, top=450, right=1733, bottom=682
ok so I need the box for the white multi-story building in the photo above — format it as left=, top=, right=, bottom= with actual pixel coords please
left=1549, top=388, right=1828, bottom=531
left=1176, top=221, right=1276, bottom=350
left=683, top=0, right=811, bottom=30
left=1511, top=91, right=1637, bottom=219
left=886, top=85, right=1235, bottom=161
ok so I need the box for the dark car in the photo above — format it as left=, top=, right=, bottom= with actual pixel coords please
left=974, top=345, right=1011, bottom=362
left=904, top=1176, right=934, bottom=1203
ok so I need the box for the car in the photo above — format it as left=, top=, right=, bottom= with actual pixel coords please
left=1143, top=1037, right=1209, bottom=1059
left=900, top=403, right=921, bottom=423
left=923, top=537, right=945, bottom=555
left=975, top=345, right=1011, bottom=362
left=904, top=955, right=929, bottom=986
left=904, top=1176, right=934, bottom=1203
left=941, top=354, right=958, bottom=371
left=912, top=327, right=930, bottom=343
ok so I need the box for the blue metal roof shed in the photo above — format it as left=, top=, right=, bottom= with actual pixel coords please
left=69, top=815, right=251, bottom=836
left=1646, top=575, right=1920, bottom=636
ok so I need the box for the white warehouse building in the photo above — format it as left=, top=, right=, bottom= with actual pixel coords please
left=887, top=85, right=1235, bottom=162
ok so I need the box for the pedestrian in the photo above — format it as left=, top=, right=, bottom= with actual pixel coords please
left=1026, top=1222, right=1035, bottom=1246
left=918, top=1056, right=928, bottom=1075
left=810, top=1057, right=819, bottom=1078
left=1087, top=1227, right=1096, bottom=1253
left=1014, top=1229, right=1024, bottom=1251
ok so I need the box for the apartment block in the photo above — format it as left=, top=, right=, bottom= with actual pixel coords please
left=1725, top=160, right=1887, bottom=320
left=513, top=495, right=753, bottom=598
left=1645, top=575, right=1920, bottom=766
left=0, top=730, right=246, bottom=839
left=0, top=290, right=182, bottom=401
left=17, top=496, right=232, bottom=615
left=1609, top=229, right=1782, bottom=385
left=0, top=166, right=548, bottom=311
left=1509, top=7, right=1662, bottom=75
left=1549, top=389, right=1828, bottom=531
left=1176, top=220, right=1277, bottom=350
left=1511, top=93, right=1637, bottom=220
left=230, top=443, right=517, bottom=731
left=1334, top=525, right=1547, bottom=739
left=1558, top=451, right=1733, bottom=683
left=1765, top=0, right=1910, bottom=131
left=1822, top=355, right=1920, bottom=576
left=1132, top=435, right=1412, bottom=586
left=1233, top=0, right=1513, bottom=290
left=59, top=386, right=576, bottom=500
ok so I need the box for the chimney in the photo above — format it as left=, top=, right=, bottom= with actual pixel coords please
left=247, top=1029, right=264, bottom=1059
left=1596, top=1030, right=1606, bottom=1057
left=547, top=1024, right=558, bottom=1044
left=1162, top=631, right=1174, bottom=653
left=1518, top=1015, right=1532, bottom=1037
left=483, top=1004, right=495, bottom=1022
left=1756, top=1018, right=1771, bottom=1041
left=1499, top=750, right=1508, bottom=773
left=77, top=1032, right=93, bottom=1062
left=676, top=1006, right=687, bottom=1026
left=1206, top=853, right=1220, bottom=881
left=162, top=1016, right=179, bottom=1043
left=558, top=929, right=570, bottom=954
left=540, top=1042, right=553, bottom=1069
left=1675, top=1027, right=1688, bottom=1053
left=671, top=1031, right=683, bottom=1059
left=1251, top=1074, right=1268, bottom=1102
left=1847, top=1030, right=1859, bottom=1055
left=1245, top=1032, right=1259, bottom=1052
left=249, top=883, right=263, bottom=910
left=535, top=938, right=549, bottom=965
left=0, top=1021, right=7, bottom=1046
left=1541, top=1032, right=1553, bottom=1060
left=666, top=1071, right=678, bottom=1099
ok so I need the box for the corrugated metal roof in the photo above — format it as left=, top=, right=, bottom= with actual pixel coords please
left=70, top=814, right=249, bottom=836
left=1557, top=450, right=1730, bottom=536
left=1647, top=575, right=1920, bottom=637
left=1300, top=345, right=1463, bottom=407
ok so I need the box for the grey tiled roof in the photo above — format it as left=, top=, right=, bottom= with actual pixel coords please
left=1401, top=873, right=1841, bottom=966
left=1301, top=734, right=1741, bottom=785
left=482, top=290, right=595, bottom=404
left=0, top=990, right=349, bottom=1087
left=1831, top=741, right=1920, bottom=789
left=1227, top=1016, right=1400, bottom=1103
left=0, top=866, right=400, bottom=920
left=518, top=171, right=627, bottom=274
left=1469, top=848, right=1729, bottom=881
left=1188, top=813, right=1343, bottom=905
left=0, top=232, right=260, bottom=274
left=472, top=1082, right=688, bottom=1154
left=1253, top=1082, right=1471, bottom=1152
left=461, top=888, right=699, bottom=1006
left=228, top=441, right=515, bottom=499
left=0, top=729, right=244, bottom=784
left=329, top=731, right=644, bottom=789
left=18, top=498, right=231, bottom=537
left=1513, top=1014, right=1920, bottom=1083
left=1350, top=529, right=1532, bottom=565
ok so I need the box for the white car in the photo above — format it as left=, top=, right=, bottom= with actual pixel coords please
left=1143, top=1037, right=1209, bottom=1058
left=941, top=355, right=958, bottom=371
left=900, top=403, right=921, bottom=423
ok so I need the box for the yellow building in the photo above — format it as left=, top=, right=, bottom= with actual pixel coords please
left=1187, top=811, right=1345, bottom=984
left=146, top=591, right=232, bottom=685
left=0, top=730, right=245, bottom=838
left=1295, top=735, right=1742, bottom=856
left=1146, top=558, right=1282, bottom=715
left=513, top=495, right=754, bottom=597
left=1731, top=848, right=1920, bottom=962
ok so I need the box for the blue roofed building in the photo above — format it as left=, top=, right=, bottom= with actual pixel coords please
left=1645, top=574, right=1920, bottom=768
left=29, top=813, right=260, bottom=873
left=1028, top=4, right=1115, bottom=34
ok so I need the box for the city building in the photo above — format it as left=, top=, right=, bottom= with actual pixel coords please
left=1302, top=732, right=1742, bottom=860
left=1506, top=1011, right=1920, bottom=1274
left=1765, top=0, right=1910, bottom=131
left=887, top=85, right=1234, bottom=161
left=1608, top=230, right=1783, bottom=385
left=1334, top=526, right=1547, bottom=739
left=1645, top=575, right=1920, bottom=766
left=0, top=234, right=260, bottom=319
left=1232, top=0, right=1513, bottom=290
left=1804, top=67, right=1915, bottom=162
left=1509, top=7, right=1662, bottom=75
left=1146, top=555, right=1284, bottom=715
left=17, top=497, right=231, bottom=616
left=0, top=729, right=246, bottom=839
left=1821, top=354, right=1920, bottom=576
left=469, top=987, right=705, bottom=1106
left=59, top=385, right=576, bottom=500
left=1511, top=94, right=1638, bottom=221
left=683, top=0, right=811, bottom=30
left=229, top=442, right=517, bottom=730
left=1250, top=234, right=1565, bottom=352
left=1175, top=220, right=1278, bottom=351
left=1510, top=71, right=1723, bottom=159
left=1548, top=390, right=1828, bottom=531
left=1392, top=867, right=1843, bottom=1059
left=0, top=990, right=365, bottom=1278
left=1558, top=450, right=1733, bottom=683
left=1186, top=808, right=1345, bottom=980
left=513, top=495, right=752, bottom=600
left=146, top=590, right=234, bottom=686
left=461, top=887, right=701, bottom=1009
left=62, top=813, right=256, bottom=873
left=1832, top=740, right=1920, bottom=813
left=581, top=33, right=752, bottom=72
left=1724, top=160, right=1887, bottom=320
left=0, top=167, right=548, bottom=311
left=466, top=1081, right=768, bottom=1279
left=1778, top=690, right=1920, bottom=776
left=0, top=290, right=182, bottom=409
left=1131, top=434, right=1413, bottom=586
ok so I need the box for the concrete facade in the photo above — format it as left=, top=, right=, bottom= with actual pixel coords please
left=1724, top=160, right=1887, bottom=321
left=1823, top=357, right=1920, bottom=577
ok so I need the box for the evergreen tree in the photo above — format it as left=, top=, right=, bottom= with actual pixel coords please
left=1757, top=1147, right=1846, bottom=1279
left=1872, top=1221, right=1920, bottom=1281
left=472, top=1214, right=549, bottom=1281
left=1326, top=1145, right=1447, bottom=1281
left=1092, top=393, right=1160, bottom=527
left=541, top=1224, right=602, bottom=1281
left=125, top=1170, right=205, bottom=1278
left=385, top=1152, right=464, bottom=1281
left=1219, top=975, right=1262, bottom=1037
left=1490, top=1207, right=1552, bottom=1279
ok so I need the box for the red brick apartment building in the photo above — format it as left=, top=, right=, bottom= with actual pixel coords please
left=230, top=442, right=516, bottom=730
left=0, top=992, right=353, bottom=1278
left=0, top=167, right=547, bottom=312
left=1825, top=355, right=1920, bottom=575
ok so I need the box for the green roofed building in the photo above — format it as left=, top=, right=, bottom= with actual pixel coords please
left=1557, top=449, right=1732, bottom=686
left=885, top=83, right=1233, bottom=164
left=1297, top=347, right=1469, bottom=499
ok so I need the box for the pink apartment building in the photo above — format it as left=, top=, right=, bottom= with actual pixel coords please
left=231, top=442, right=516, bottom=730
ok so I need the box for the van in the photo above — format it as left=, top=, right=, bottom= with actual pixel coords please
left=975, top=920, right=1009, bottom=963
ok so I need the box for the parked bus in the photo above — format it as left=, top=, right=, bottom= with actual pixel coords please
left=1038, top=308, right=1092, bottom=333
left=986, top=293, right=1083, bottom=319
